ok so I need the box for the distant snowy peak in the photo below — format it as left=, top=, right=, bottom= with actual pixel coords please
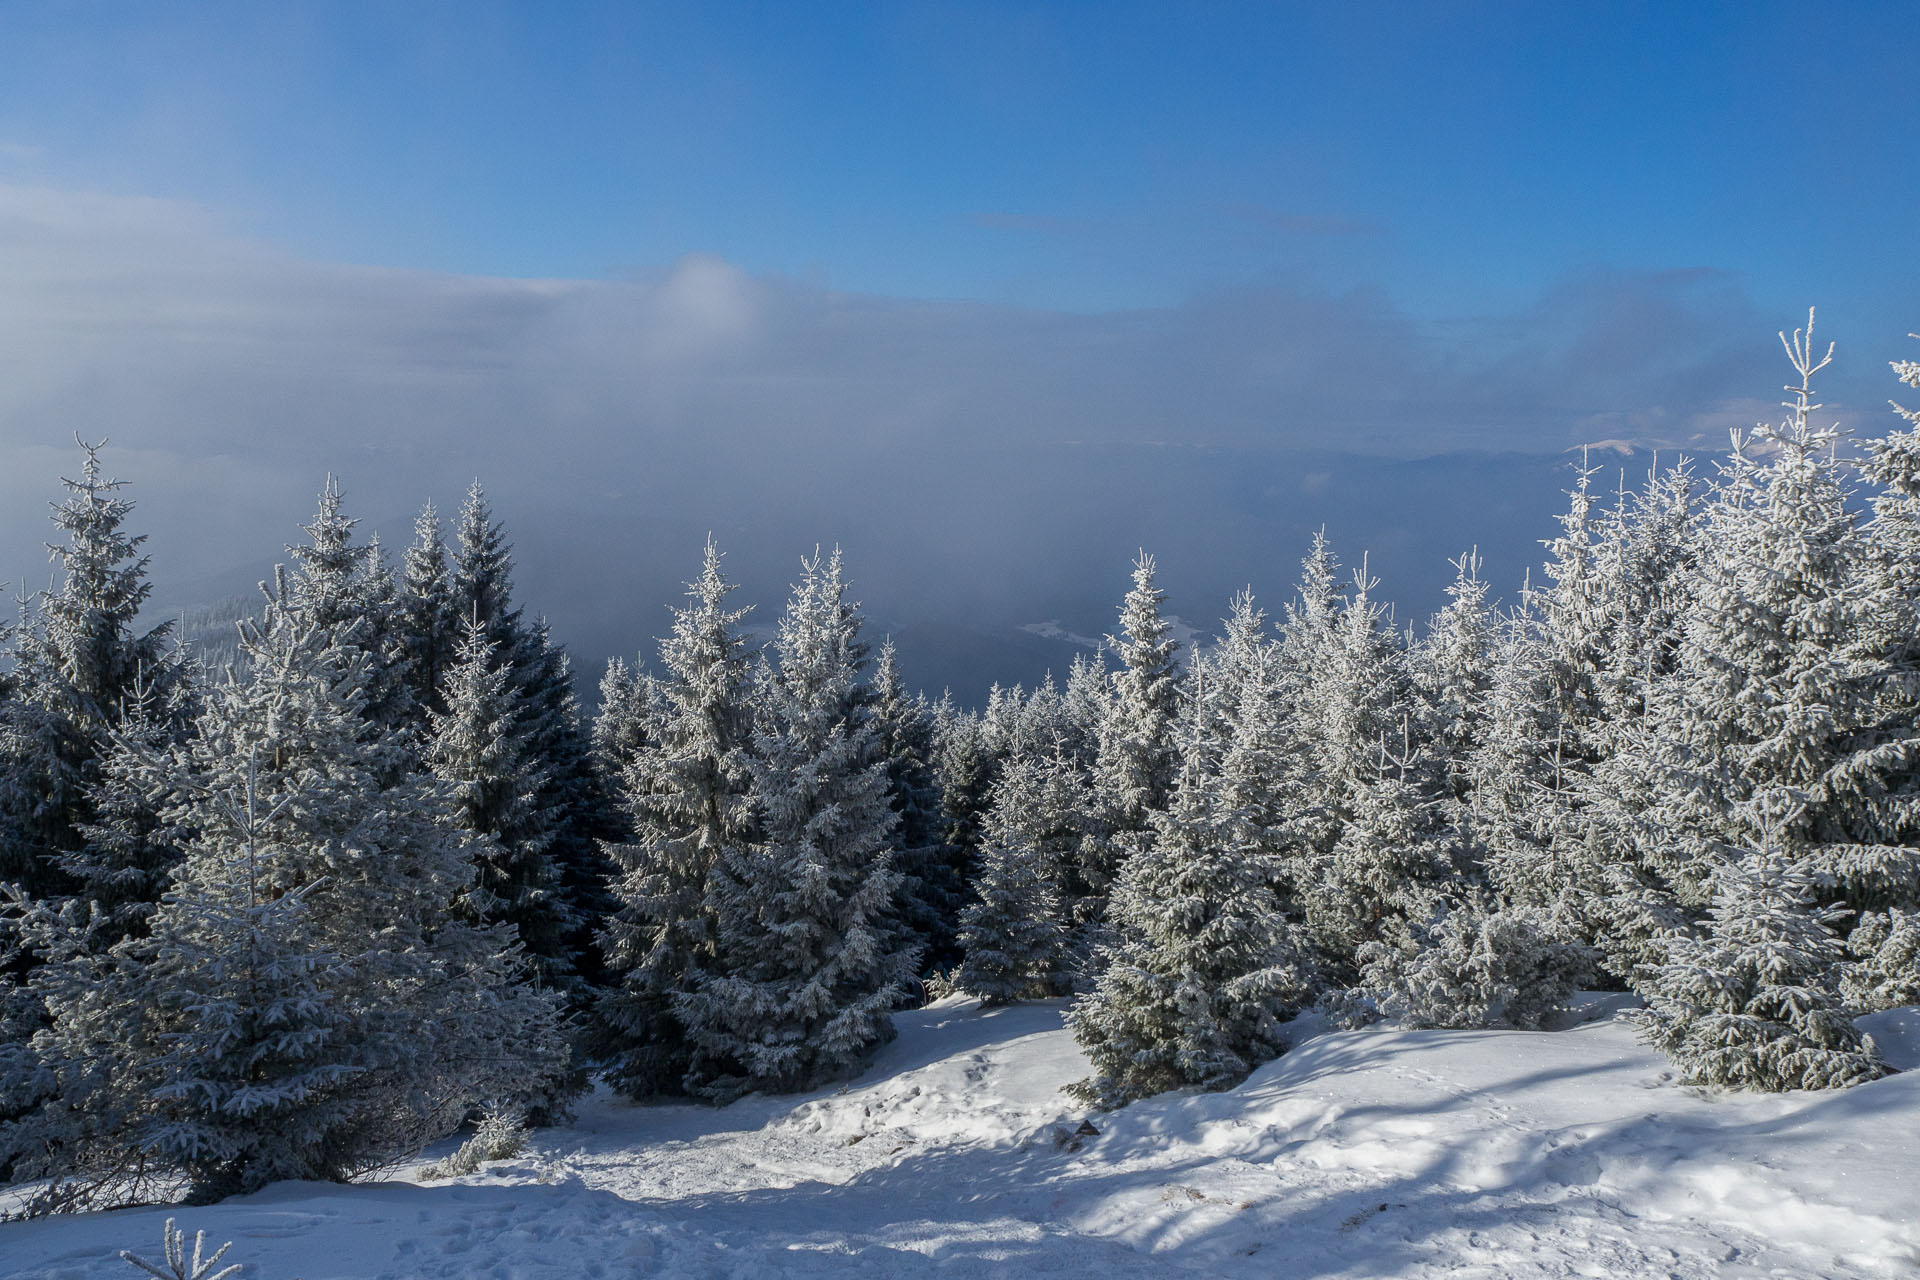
left=1568, top=439, right=1647, bottom=458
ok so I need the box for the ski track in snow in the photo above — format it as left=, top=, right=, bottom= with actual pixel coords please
left=6, top=998, right=1920, bottom=1279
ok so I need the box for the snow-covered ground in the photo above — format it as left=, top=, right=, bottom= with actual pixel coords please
left=8, top=997, right=1920, bottom=1279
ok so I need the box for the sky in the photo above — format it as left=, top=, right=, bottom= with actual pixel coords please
left=0, top=2, right=1915, bottom=693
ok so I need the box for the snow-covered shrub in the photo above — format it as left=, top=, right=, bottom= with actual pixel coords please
left=1844, top=910, right=1920, bottom=1012
left=1360, top=897, right=1594, bottom=1030
left=420, top=1106, right=529, bottom=1180
left=120, top=1218, right=241, bottom=1280
left=1315, top=985, right=1383, bottom=1031
left=1638, top=846, right=1885, bottom=1091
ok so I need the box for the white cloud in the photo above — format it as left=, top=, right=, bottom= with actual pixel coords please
left=3, top=181, right=1889, bottom=692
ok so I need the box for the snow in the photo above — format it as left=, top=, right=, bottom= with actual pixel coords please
left=7, top=996, right=1920, bottom=1278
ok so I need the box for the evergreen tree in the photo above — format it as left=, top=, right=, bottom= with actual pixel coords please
left=515, top=620, right=619, bottom=989
left=1414, top=550, right=1496, bottom=828
left=429, top=616, right=573, bottom=993
left=1638, top=841, right=1884, bottom=1092
left=678, top=550, right=913, bottom=1101
left=1592, top=314, right=1895, bottom=983
left=449, top=481, right=615, bottom=992
left=1059, top=650, right=1112, bottom=768
left=592, top=656, right=654, bottom=796
left=284, top=479, right=411, bottom=735
left=954, top=754, right=1071, bottom=1004
left=1082, top=553, right=1182, bottom=927
left=931, top=696, right=1000, bottom=916
left=396, top=499, right=459, bottom=728
left=871, top=640, right=955, bottom=971
left=1842, top=908, right=1920, bottom=1012
left=597, top=541, right=756, bottom=1097
left=1359, top=892, right=1592, bottom=1030
left=1292, top=563, right=1457, bottom=973
left=1067, top=686, right=1313, bottom=1107
left=4, top=582, right=567, bottom=1205
left=65, top=673, right=194, bottom=954
left=0, top=442, right=179, bottom=901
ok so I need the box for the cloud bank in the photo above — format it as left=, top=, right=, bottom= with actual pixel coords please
left=0, top=183, right=1891, bottom=695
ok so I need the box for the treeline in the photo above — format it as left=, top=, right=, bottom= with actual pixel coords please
left=0, top=313, right=1915, bottom=1212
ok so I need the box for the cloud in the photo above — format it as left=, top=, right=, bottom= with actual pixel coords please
left=1, top=181, right=1893, bottom=695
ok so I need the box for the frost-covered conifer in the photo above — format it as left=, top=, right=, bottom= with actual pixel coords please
left=955, top=754, right=1071, bottom=1004
left=932, top=697, right=1000, bottom=903
left=284, top=478, right=411, bottom=735
left=1293, top=565, right=1457, bottom=971
left=1067, top=687, right=1313, bottom=1107
left=0, top=442, right=179, bottom=900
left=598, top=540, right=756, bottom=1097
left=1834, top=331, right=1920, bottom=918
left=515, top=620, right=618, bottom=987
left=1842, top=909, right=1920, bottom=1012
left=396, top=499, right=459, bottom=727
left=1592, top=316, right=1892, bottom=986
left=449, top=481, right=614, bottom=990
left=430, top=616, right=573, bottom=992
left=871, top=640, right=956, bottom=970
left=6, top=583, right=566, bottom=1205
left=1414, top=550, right=1495, bottom=823
left=1082, top=553, right=1182, bottom=926
left=1638, top=842, right=1884, bottom=1092
left=1474, top=611, right=1576, bottom=916
left=1059, top=650, right=1111, bottom=768
left=679, top=550, right=913, bottom=1101
left=592, top=657, right=654, bottom=792
left=66, top=674, right=193, bottom=953
left=1359, top=893, right=1592, bottom=1030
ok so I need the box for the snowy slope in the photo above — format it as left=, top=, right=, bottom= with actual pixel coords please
left=6, top=997, right=1919, bottom=1279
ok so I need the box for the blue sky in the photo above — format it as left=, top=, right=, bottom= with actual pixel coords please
left=2, top=1, right=1912, bottom=322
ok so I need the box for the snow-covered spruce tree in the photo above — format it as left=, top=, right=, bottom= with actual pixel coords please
left=931, top=695, right=1002, bottom=913
left=597, top=539, right=756, bottom=1098
left=1295, top=564, right=1460, bottom=974
left=1843, top=908, right=1920, bottom=1012
left=449, top=481, right=614, bottom=993
left=871, top=640, right=957, bottom=971
left=1473, top=609, right=1580, bottom=920
left=65, top=673, right=195, bottom=954
left=955, top=753, right=1072, bottom=1004
left=1067, top=682, right=1314, bottom=1107
left=515, top=620, right=618, bottom=989
left=1593, top=315, right=1893, bottom=985
left=0, top=441, right=181, bottom=902
left=1208, top=592, right=1317, bottom=947
left=284, top=478, right=412, bottom=735
left=1081, top=553, right=1182, bottom=931
left=591, top=656, right=654, bottom=799
left=1413, top=550, right=1496, bottom=827
left=1358, top=892, right=1592, bottom=1030
left=1059, top=649, right=1112, bottom=768
left=9, top=581, right=567, bottom=1205
left=679, top=550, right=914, bottom=1102
left=1638, top=840, right=1884, bottom=1091
left=429, top=615, right=572, bottom=993
left=1831, top=329, right=1920, bottom=930
left=395, top=499, right=459, bottom=729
